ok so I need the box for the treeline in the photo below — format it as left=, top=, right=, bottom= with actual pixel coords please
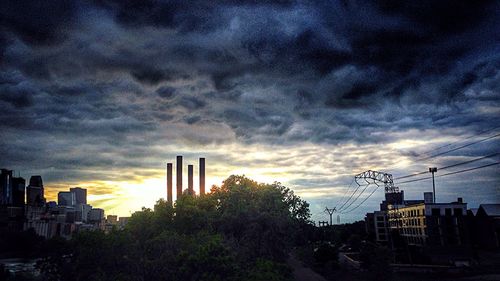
left=31, top=175, right=312, bottom=281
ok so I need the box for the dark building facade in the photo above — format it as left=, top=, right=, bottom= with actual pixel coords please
left=0, top=169, right=13, bottom=205
left=469, top=204, right=500, bottom=249
left=27, top=175, right=45, bottom=206
left=58, top=191, right=75, bottom=206
left=12, top=177, right=26, bottom=207
left=387, top=200, right=468, bottom=247
left=70, top=187, right=87, bottom=205
left=0, top=170, right=25, bottom=231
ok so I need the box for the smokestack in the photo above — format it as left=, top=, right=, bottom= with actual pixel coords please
left=199, top=157, right=205, bottom=195
left=167, top=163, right=173, bottom=204
left=176, top=156, right=183, bottom=198
left=188, top=165, right=194, bottom=195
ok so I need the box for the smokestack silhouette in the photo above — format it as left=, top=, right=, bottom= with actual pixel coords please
left=188, top=165, right=194, bottom=195
left=176, top=156, right=182, bottom=198
left=199, top=157, right=205, bottom=195
left=167, top=163, right=172, bottom=204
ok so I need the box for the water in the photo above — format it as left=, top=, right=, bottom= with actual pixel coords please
left=0, top=258, right=39, bottom=276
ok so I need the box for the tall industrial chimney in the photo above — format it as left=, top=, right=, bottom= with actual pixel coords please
left=167, top=163, right=173, bottom=204
left=199, top=157, right=205, bottom=195
left=188, top=165, right=194, bottom=195
left=176, top=156, right=182, bottom=198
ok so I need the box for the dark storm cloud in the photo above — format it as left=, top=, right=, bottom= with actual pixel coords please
left=0, top=0, right=499, bottom=193
left=156, top=86, right=176, bottom=99
left=0, top=0, right=76, bottom=45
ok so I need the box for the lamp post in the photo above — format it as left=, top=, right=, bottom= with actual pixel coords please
left=429, top=167, right=437, bottom=203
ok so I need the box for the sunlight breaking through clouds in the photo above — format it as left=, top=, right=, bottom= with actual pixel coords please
left=1, top=0, right=499, bottom=222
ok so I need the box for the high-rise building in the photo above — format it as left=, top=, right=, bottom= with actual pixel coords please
left=88, top=208, right=105, bottom=223
left=76, top=203, right=92, bottom=222
left=27, top=175, right=45, bottom=206
left=29, top=175, right=43, bottom=187
left=58, top=191, right=76, bottom=206
left=12, top=177, right=26, bottom=207
left=70, top=187, right=87, bottom=205
left=0, top=169, right=13, bottom=205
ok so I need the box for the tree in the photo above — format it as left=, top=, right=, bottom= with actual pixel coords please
left=360, top=243, right=393, bottom=281
left=35, top=175, right=312, bottom=281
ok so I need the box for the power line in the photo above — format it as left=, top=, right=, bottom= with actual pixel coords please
left=338, top=182, right=372, bottom=212
left=334, top=178, right=355, bottom=210
left=395, top=152, right=500, bottom=180
left=364, top=125, right=499, bottom=178
left=336, top=182, right=362, bottom=211
left=340, top=184, right=379, bottom=214
left=418, top=133, right=500, bottom=161
left=418, top=125, right=500, bottom=157
left=439, top=152, right=500, bottom=170
left=398, top=176, right=432, bottom=185
left=394, top=170, right=428, bottom=180
left=398, top=162, right=500, bottom=185
left=437, top=162, right=500, bottom=178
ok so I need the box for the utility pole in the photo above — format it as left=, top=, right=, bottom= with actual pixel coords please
left=429, top=167, right=437, bottom=203
left=324, top=207, right=336, bottom=226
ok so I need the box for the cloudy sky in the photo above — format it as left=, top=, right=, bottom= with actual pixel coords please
left=1, top=0, right=499, bottom=221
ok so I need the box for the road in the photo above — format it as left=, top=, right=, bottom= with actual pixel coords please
left=287, top=254, right=327, bottom=281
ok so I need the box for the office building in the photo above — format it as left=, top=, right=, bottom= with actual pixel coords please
left=387, top=196, right=468, bottom=247
left=88, top=208, right=105, bottom=223
left=365, top=210, right=389, bottom=244
left=70, top=187, right=87, bottom=205
left=0, top=169, right=13, bottom=205
left=75, top=203, right=92, bottom=222
left=58, top=191, right=76, bottom=206
left=27, top=175, right=45, bottom=206
left=12, top=177, right=25, bottom=207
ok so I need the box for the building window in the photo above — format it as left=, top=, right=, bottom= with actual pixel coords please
left=453, top=208, right=462, bottom=216
left=432, top=208, right=440, bottom=216
left=445, top=208, right=452, bottom=216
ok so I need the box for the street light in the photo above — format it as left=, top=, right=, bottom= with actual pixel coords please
left=429, top=167, right=437, bottom=203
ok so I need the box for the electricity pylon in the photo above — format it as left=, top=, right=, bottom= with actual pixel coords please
left=324, top=207, right=336, bottom=225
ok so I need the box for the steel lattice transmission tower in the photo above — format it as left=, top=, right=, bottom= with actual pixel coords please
left=354, top=170, right=399, bottom=193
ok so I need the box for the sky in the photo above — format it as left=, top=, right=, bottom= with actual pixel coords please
left=1, top=0, right=499, bottom=222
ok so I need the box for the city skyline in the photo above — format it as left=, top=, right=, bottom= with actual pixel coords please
left=1, top=1, right=499, bottom=222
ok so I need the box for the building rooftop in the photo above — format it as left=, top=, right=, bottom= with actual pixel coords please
left=479, top=204, right=500, bottom=217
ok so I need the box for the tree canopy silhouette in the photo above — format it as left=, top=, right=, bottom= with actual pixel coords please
left=37, top=175, right=312, bottom=281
